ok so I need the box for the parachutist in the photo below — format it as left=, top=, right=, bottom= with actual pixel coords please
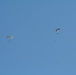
left=6, top=36, right=14, bottom=42
left=56, top=28, right=60, bottom=34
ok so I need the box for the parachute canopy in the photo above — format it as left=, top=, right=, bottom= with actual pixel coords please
left=56, top=28, right=60, bottom=34
left=6, top=36, right=14, bottom=39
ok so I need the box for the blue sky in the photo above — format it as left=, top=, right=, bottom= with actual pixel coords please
left=0, top=0, right=76, bottom=75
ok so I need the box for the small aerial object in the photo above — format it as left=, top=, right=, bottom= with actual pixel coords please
left=6, top=36, right=14, bottom=42
left=7, top=36, right=14, bottom=39
left=56, top=28, right=60, bottom=34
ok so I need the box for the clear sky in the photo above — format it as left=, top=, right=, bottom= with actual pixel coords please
left=0, top=0, right=76, bottom=75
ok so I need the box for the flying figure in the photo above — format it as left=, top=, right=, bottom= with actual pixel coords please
left=6, top=36, right=14, bottom=42
left=56, top=28, right=60, bottom=34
